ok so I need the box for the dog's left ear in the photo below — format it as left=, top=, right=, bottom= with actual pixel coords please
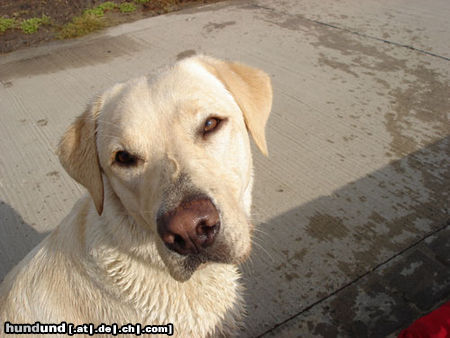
left=57, top=97, right=105, bottom=215
left=199, top=56, right=272, bottom=156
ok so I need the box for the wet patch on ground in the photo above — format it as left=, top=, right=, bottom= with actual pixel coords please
left=252, top=4, right=449, bottom=162
left=263, top=226, right=449, bottom=337
left=203, top=20, right=236, bottom=33
left=305, top=213, right=350, bottom=242
left=385, top=65, right=449, bottom=158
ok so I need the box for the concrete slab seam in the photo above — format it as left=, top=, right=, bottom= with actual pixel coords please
left=257, top=222, right=449, bottom=337
left=250, top=3, right=450, bottom=62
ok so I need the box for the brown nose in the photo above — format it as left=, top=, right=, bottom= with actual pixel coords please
left=157, top=197, right=220, bottom=255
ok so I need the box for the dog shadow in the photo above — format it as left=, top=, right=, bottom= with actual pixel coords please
left=0, top=201, right=48, bottom=283
left=240, top=136, right=449, bottom=337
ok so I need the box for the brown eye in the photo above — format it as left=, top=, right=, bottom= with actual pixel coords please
left=203, top=117, right=220, bottom=133
left=115, top=151, right=137, bottom=166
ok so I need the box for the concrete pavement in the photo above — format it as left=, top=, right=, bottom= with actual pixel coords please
left=1, top=0, right=449, bottom=336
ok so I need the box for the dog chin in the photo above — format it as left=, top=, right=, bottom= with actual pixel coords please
left=156, top=236, right=251, bottom=282
left=166, top=259, right=201, bottom=282
left=164, top=253, right=223, bottom=282
left=166, top=250, right=251, bottom=282
left=163, top=255, right=212, bottom=282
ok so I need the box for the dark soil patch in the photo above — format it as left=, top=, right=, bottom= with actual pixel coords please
left=0, top=0, right=222, bottom=54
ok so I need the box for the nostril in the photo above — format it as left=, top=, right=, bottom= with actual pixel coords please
left=204, top=223, right=219, bottom=239
left=196, top=220, right=220, bottom=248
left=173, top=234, right=185, bottom=247
left=196, top=220, right=208, bottom=236
left=164, top=232, right=190, bottom=254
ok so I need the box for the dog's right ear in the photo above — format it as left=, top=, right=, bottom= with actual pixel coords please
left=197, top=56, right=272, bottom=156
left=57, top=98, right=104, bottom=215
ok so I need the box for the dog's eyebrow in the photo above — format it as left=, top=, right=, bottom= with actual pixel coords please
left=176, top=98, right=219, bottom=117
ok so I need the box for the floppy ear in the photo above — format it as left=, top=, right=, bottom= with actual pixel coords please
left=199, top=56, right=272, bottom=156
left=57, top=97, right=104, bottom=215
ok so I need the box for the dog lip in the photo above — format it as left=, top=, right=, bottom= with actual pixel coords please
left=183, top=253, right=208, bottom=273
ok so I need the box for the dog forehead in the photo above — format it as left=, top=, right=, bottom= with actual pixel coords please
left=105, top=58, right=229, bottom=115
left=150, top=57, right=234, bottom=108
left=166, top=57, right=224, bottom=90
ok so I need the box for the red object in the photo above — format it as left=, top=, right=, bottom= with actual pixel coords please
left=398, top=302, right=450, bottom=338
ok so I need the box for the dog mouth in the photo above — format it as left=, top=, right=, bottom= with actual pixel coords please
left=181, top=250, right=231, bottom=275
left=161, top=240, right=245, bottom=282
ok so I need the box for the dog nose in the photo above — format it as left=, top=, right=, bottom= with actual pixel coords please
left=157, top=197, right=220, bottom=255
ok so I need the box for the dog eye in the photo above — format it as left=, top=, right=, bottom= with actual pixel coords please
left=203, top=117, right=221, bottom=134
left=115, top=151, right=138, bottom=166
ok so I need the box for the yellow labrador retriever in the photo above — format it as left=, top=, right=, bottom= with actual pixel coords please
left=0, top=55, right=272, bottom=337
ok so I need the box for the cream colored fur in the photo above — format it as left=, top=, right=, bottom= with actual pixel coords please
left=0, top=55, right=272, bottom=337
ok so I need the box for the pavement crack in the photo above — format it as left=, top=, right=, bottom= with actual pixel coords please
left=309, top=19, right=450, bottom=62
left=257, top=222, right=449, bottom=337
left=249, top=2, right=450, bottom=62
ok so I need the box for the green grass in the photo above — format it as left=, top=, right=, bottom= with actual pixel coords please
left=59, top=1, right=139, bottom=39
left=20, top=15, right=50, bottom=34
left=58, top=13, right=105, bottom=39
left=58, top=2, right=121, bottom=39
left=83, top=1, right=119, bottom=16
left=2, top=1, right=161, bottom=39
left=83, top=7, right=106, bottom=17
left=0, top=17, right=16, bottom=33
left=98, top=1, right=118, bottom=11
left=119, top=3, right=137, bottom=13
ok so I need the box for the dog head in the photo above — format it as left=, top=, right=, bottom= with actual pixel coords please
left=57, top=56, right=272, bottom=281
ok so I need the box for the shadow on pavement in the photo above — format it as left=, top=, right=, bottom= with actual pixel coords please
left=0, top=201, right=48, bottom=282
left=242, top=136, right=449, bottom=336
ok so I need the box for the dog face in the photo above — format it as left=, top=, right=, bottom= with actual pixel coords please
left=57, top=56, right=272, bottom=281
